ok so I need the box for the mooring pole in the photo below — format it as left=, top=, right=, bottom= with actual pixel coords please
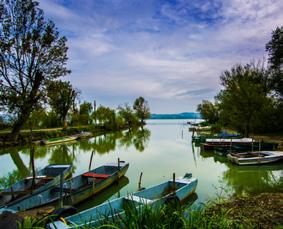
left=138, top=172, right=143, bottom=191
left=59, top=172, right=63, bottom=208
left=173, top=173, right=176, bottom=195
left=31, top=146, right=36, bottom=194
left=118, top=158, right=120, bottom=170
left=89, top=150, right=94, bottom=171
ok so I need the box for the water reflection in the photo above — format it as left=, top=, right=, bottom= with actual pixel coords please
left=222, top=163, right=283, bottom=195
left=0, top=128, right=151, bottom=182
left=197, top=145, right=283, bottom=195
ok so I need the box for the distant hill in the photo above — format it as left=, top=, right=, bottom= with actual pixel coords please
left=150, top=112, right=201, bottom=119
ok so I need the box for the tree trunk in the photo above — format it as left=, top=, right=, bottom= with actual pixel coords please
left=10, top=111, right=31, bottom=142
left=10, top=72, right=44, bottom=142
left=63, top=116, right=68, bottom=129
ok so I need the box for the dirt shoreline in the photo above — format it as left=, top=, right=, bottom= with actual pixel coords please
left=206, top=193, right=283, bottom=228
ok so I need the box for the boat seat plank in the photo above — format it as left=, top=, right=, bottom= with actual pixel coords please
left=25, top=176, right=53, bottom=180
left=125, top=195, right=153, bottom=204
left=82, top=173, right=110, bottom=179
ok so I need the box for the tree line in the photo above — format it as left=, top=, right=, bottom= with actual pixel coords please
left=0, top=0, right=150, bottom=141
left=197, top=26, right=283, bottom=137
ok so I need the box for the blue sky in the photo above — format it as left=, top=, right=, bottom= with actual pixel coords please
left=38, top=0, right=283, bottom=113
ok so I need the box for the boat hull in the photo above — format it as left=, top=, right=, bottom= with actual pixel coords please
left=0, top=164, right=72, bottom=208
left=62, top=164, right=129, bottom=206
left=49, top=173, right=198, bottom=229
left=227, top=151, right=283, bottom=165
left=1, top=162, right=129, bottom=212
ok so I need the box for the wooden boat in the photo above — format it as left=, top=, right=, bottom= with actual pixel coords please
left=206, top=138, right=254, bottom=144
left=227, top=151, right=283, bottom=165
left=214, top=142, right=278, bottom=156
left=49, top=173, right=198, bottom=229
left=0, top=161, right=129, bottom=213
left=0, top=164, right=72, bottom=207
left=42, top=136, right=78, bottom=145
left=201, top=138, right=277, bottom=152
left=17, top=176, right=129, bottom=219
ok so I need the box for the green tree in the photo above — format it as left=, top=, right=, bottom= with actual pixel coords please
left=0, top=0, right=70, bottom=140
left=47, top=81, right=78, bottom=128
left=133, top=97, right=150, bottom=124
left=217, top=63, right=271, bottom=137
left=197, top=100, right=219, bottom=124
left=118, top=104, right=138, bottom=128
left=93, top=106, right=116, bottom=129
left=266, top=26, right=283, bottom=97
left=79, top=101, right=93, bottom=125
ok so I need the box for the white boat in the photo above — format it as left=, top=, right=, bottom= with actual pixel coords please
left=206, top=138, right=254, bottom=143
left=227, top=151, right=283, bottom=165
left=49, top=173, right=198, bottom=229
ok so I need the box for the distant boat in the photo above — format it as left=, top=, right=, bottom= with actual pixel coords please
left=206, top=138, right=254, bottom=144
left=42, top=136, right=78, bottom=145
left=227, top=151, right=283, bottom=165
left=0, top=164, right=72, bottom=208
left=49, top=173, right=198, bottom=229
left=189, top=126, right=211, bottom=132
left=0, top=161, right=129, bottom=213
left=202, top=138, right=277, bottom=153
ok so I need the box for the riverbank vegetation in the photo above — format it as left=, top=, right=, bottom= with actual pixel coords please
left=13, top=193, right=282, bottom=229
left=197, top=26, right=283, bottom=137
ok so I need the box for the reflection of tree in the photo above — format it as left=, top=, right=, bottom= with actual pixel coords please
left=21, top=146, right=48, bottom=159
left=92, top=134, right=117, bottom=155
left=222, top=163, right=283, bottom=195
left=10, top=151, right=29, bottom=177
left=132, top=128, right=151, bottom=152
left=48, top=144, right=76, bottom=173
left=119, top=128, right=151, bottom=152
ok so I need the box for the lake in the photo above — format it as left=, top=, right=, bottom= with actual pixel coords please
left=0, top=119, right=282, bottom=211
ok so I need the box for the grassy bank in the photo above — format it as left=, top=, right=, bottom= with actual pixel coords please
left=0, top=124, right=142, bottom=148
left=13, top=193, right=283, bottom=229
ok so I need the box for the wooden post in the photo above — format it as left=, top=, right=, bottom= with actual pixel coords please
left=59, top=172, right=63, bottom=208
left=230, top=138, right=232, bottom=153
left=118, top=158, right=120, bottom=170
left=138, top=172, right=143, bottom=191
left=89, top=150, right=94, bottom=171
left=173, top=173, right=176, bottom=195
left=30, top=146, right=36, bottom=194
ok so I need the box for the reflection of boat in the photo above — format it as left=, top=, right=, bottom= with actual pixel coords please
left=50, top=173, right=198, bottom=229
left=227, top=151, right=283, bottom=165
left=0, top=164, right=72, bottom=207
left=42, top=136, right=78, bottom=145
left=75, top=132, right=93, bottom=139
left=0, top=162, right=129, bottom=212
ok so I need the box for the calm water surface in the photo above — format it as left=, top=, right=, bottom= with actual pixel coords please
left=0, top=119, right=282, bottom=210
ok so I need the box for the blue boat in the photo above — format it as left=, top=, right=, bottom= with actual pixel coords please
left=0, top=161, right=129, bottom=213
left=49, top=173, right=198, bottom=229
left=0, top=164, right=72, bottom=207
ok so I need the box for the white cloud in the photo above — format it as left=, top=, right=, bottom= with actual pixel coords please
left=38, top=0, right=283, bottom=112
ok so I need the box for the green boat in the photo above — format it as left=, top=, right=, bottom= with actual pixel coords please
left=0, top=161, right=129, bottom=213
left=0, top=164, right=72, bottom=208
left=42, top=136, right=78, bottom=145
left=49, top=173, right=198, bottom=229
